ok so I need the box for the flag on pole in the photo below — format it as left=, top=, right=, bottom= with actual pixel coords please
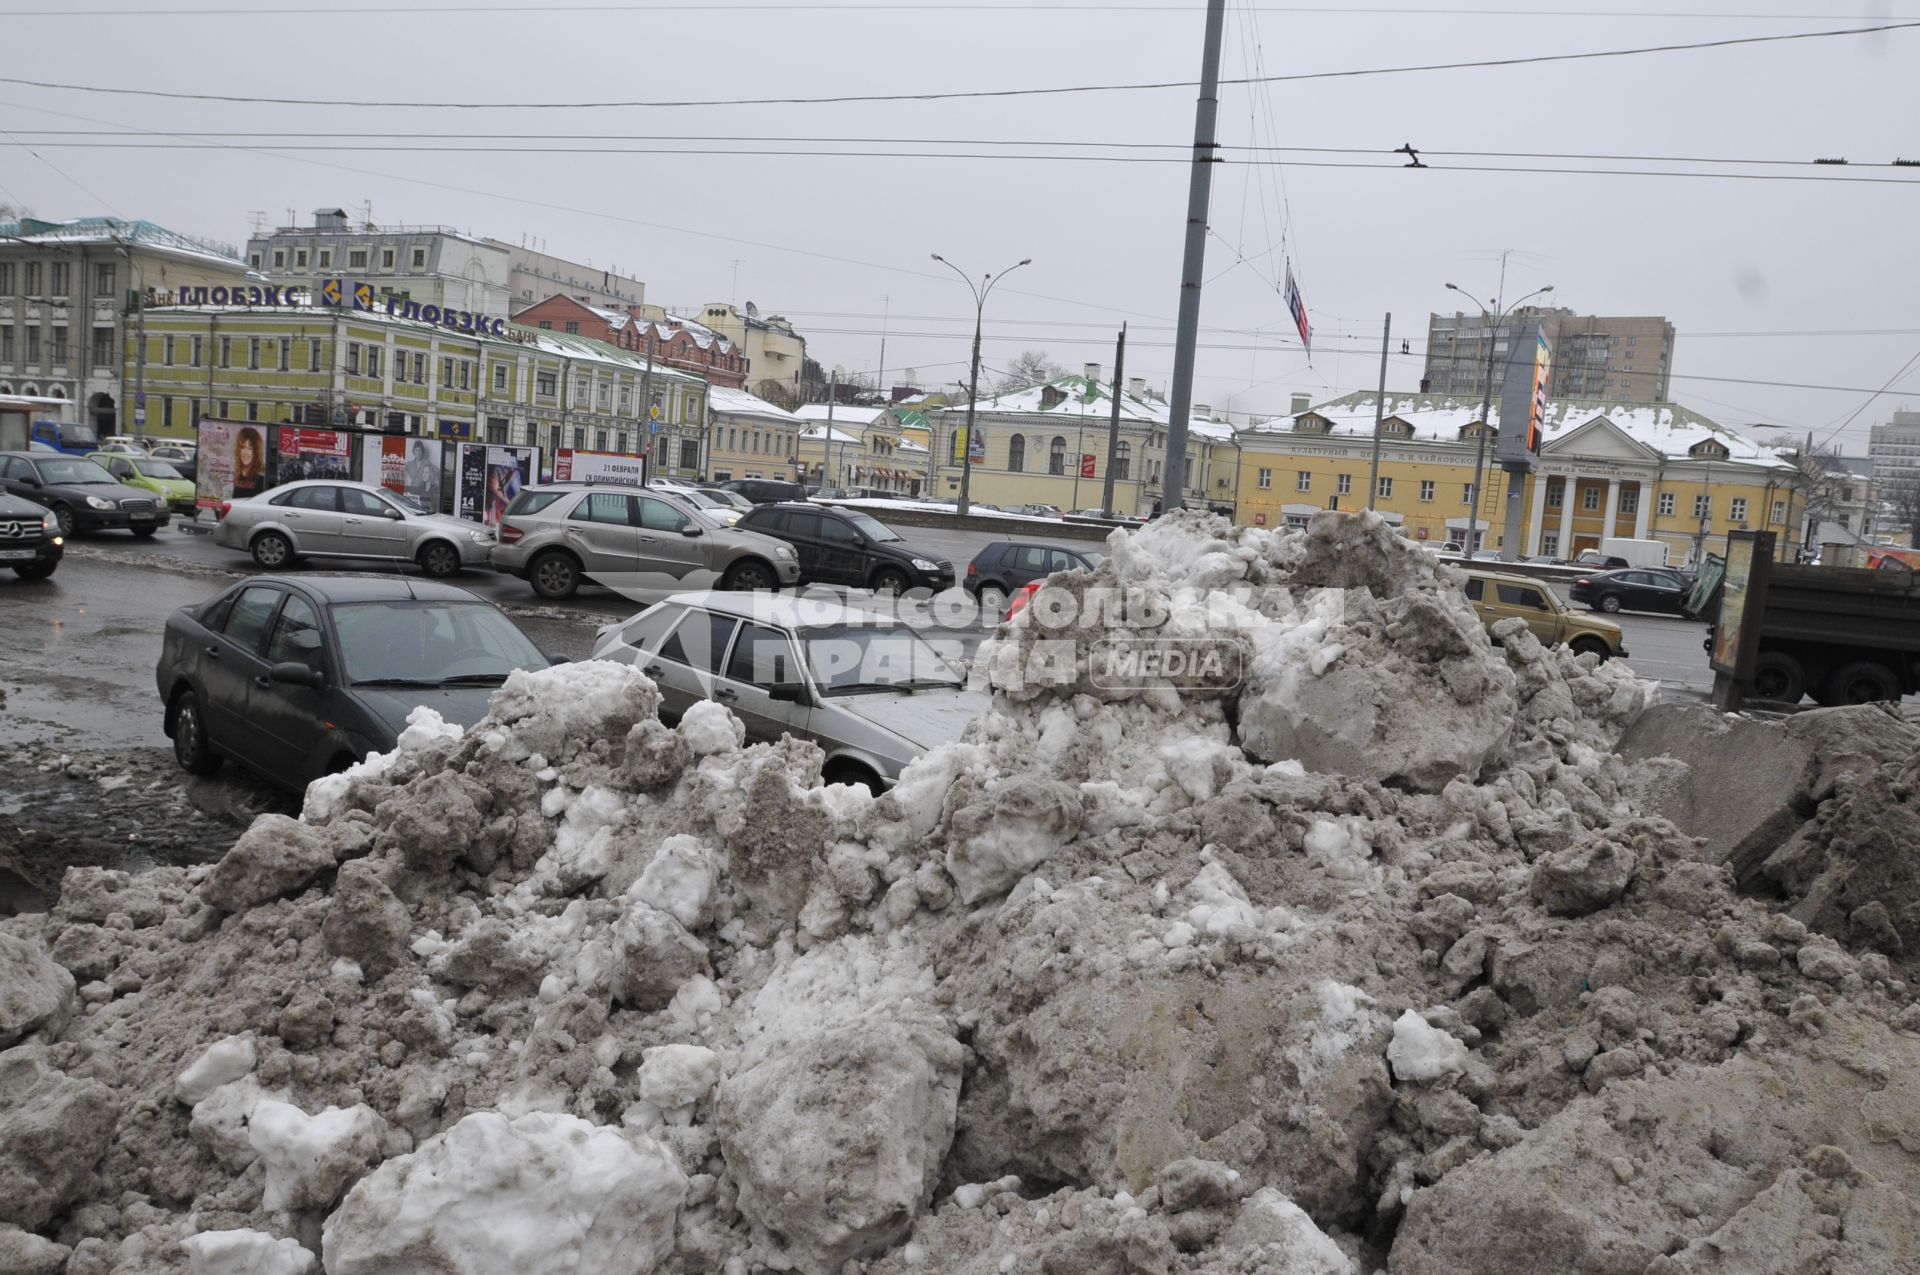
left=1284, top=265, right=1311, bottom=355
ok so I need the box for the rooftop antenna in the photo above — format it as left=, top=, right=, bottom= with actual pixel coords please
left=246, top=210, right=267, bottom=236
left=730, top=259, right=741, bottom=305
left=362, top=199, right=374, bottom=229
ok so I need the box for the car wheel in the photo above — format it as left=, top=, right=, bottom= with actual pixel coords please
left=130, top=526, right=158, bottom=539
left=50, top=504, right=76, bottom=538
left=171, top=690, right=223, bottom=775
left=1569, top=636, right=1612, bottom=661
left=976, top=582, right=1009, bottom=619
left=1822, top=660, right=1899, bottom=706
left=871, top=567, right=911, bottom=596
left=823, top=759, right=882, bottom=794
left=1747, top=650, right=1806, bottom=703
left=722, top=558, right=775, bottom=592
left=11, top=562, right=57, bottom=581
left=530, top=550, right=581, bottom=600
left=1598, top=594, right=1623, bottom=613
left=250, top=530, right=294, bottom=569
left=417, top=540, right=461, bottom=578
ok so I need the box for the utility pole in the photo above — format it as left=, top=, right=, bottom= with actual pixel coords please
left=1102, top=323, right=1126, bottom=516
left=1366, top=313, right=1391, bottom=511
left=877, top=295, right=889, bottom=405
left=932, top=253, right=1030, bottom=516
left=1160, top=0, right=1229, bottom=515
left=638, top=324, right=655, bottom=487
left=828, top=370, right=839, bottom=487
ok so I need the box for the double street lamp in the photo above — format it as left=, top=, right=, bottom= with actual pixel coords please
left=1443, top=279, right=1553, bottom=555
left=931, top=253, right=1030, bottom=517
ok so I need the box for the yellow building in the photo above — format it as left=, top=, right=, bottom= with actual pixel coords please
left=684, top=302, right=807, bottom=407
left=707, top=385, right=802, bottom=483
left=1236, top=392, right=1804, bottom=563
left=793, top=404, right=927, bottom=494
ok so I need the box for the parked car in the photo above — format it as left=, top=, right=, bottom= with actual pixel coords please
left=963, top=540, right=1106, bottom=608
left=28, top=419, right=104, bottom=455
left=1569, top=568, right=1691, bottom=615
left=807, top=485, right=854, bottom=501
left=591, top=591, right=984, bottom=790
left=736, top=502, right=953, bottom=594
left=211, top=479, right=493, bottom=577
left=0, top=492, right=63, bottom=580
left=1003, top=503, right=1062, bottom=518
left=147, top=444, right=197, bottom=481
left=96, top=438, right=151, bottom=456
left=721, top=477, right=809, bottom=505
left=88, top=451, right=197, bottom=515
left=1461, top=569, right=1626, bottom=660
left=0, top=451, right=171, bottom=537
left=491, top=483, right=800, bottom=600
left=156, top=576, right=551, bottom=788
left=1567, top=549, right=1631, bottom=570
left=652, top=481, right=746, bottom=526
left=698, top=486, right=754, bottom=512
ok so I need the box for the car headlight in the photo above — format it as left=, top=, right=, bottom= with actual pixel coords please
left=41, top=513, right=57, bottom=532
left=774, top=545, right=796, bottom=559
left=468, top=531, right=493, bottom=545
left=910, top=558, right=939, bottom=571
left=85, top=496, right=115, bottom=510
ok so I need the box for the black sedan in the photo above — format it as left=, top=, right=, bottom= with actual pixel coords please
left=737, top=503, right=953, bottom=594
left=157, top=575, right=551, bottom=788
left=0, top=451, right=171, bottom=538
left=1569, top=568, right=1691, bottom=616
left=963, top=540, right=1106, bottom=608
left=0, top=491, right=63, bottom=580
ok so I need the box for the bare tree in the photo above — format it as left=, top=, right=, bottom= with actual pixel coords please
left=1884, top=476, right=1920, bottom=548
left=994, top=350, right=1066, bottom=393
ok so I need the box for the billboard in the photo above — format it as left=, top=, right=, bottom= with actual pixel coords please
left=1495, top=321, right=1551, bottom=467
left=275, top=427, right=353, bottom=486
left=949, top=425, right=986, bottom=463
left=553, top=448, right=646, bottom=487
left=195, top=420, right=269, bottom=508
left=454, top=442, right=538, bottom=525
left=1080, top=453, right=1096, bottom=479
left=361, top=435, right=444, bottom=512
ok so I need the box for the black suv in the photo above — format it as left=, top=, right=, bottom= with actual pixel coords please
left=737, top=503, right=953, bottom=593
left=0, top=451, right=171, bottom=537
left=722, top=478, right=809, bottom=505
left=964, top=540, right=1105, bottom=605
left=0, top=492, right=62, bottom=580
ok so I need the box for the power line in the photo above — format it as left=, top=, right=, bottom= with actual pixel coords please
left=4, top=3, right=1913, bottom=16
left=2, top=21, right=1914, bottom=109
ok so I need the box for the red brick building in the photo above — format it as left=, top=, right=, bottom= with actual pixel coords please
left=509, top=294, right=747, bottom=388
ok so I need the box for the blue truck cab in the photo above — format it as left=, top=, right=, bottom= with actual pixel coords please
left=30, top=419, right=103, bottom=455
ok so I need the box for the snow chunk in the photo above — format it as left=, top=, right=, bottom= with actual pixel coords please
left=182, top=1228, right=317, bottom=1275
left=322, top=1110, right=685, bottom=1275
left=679, top=700, right=744, bottom=755
left=630, top=834, right=718, bottom=930
left=1387, top=1009, right=1471, bottom=1081
left=247, top=1098, right=391, bottom=1212
left=638, top=1043, right=723, bottom=1112
left=174, top=1035, right=256, bottom=1105
left=1184, top=860, right=1262, bottom=935
left=397, top=705, right=463, bottom=752
left=1225, top=1187, right=1356, bottom=1273
left=1304, top=817, right=1374, bottom=881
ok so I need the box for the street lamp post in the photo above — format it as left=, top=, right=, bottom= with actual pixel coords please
left=1443, top=280, right=1553, bottom=554
left=931, top=253, right=1030, bottom=517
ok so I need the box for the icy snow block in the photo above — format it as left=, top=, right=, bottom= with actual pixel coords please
left=0, top=932, right=74, bottom=1049
left=1223, top=1188, right=1356, bottom=1275
left=0, top=1225, right=70, bottom=1275
left=717, top=1020, right=966, bottom=1274
left=174, top=1034, right=257, bottom=1105
left=322, top=1110, right=685, bottom=1275
left=1386, top=1010, right=1470, bottom=1082
left=638, top=1043, right=722, bottom=1112
left=181, top=1228, right=317, bottom=1275
left=611, top=903, right=710, bottom=1011
left=247, top=1098, right=391, bottom=1213
left=0, top=1044, right=120, bottom=1230
left=944, top=776, right=1084, bottom=905
left=200, top=814, right=339, bottom=913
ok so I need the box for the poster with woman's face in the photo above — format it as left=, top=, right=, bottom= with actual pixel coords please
left=232, top=426, right=267, bottom=499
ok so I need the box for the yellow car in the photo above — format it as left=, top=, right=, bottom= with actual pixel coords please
left=1461, top=568, right=1626, bottom=660
left=88, top=451, right=196, bottom=516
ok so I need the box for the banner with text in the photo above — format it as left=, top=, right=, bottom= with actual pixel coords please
left=553, top=449, right=646, bottom=487
left=361, top=435, right=444, bottom=512
left=274, top=427, right=352, bottom=487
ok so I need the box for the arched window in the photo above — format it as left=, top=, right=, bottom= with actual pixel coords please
left=1113, top=440, right=1132, bottom=480
left=1008, top=435, right=1026, bottom=472
left=48, top=386, right=65, bottom=400
left=22, top=383, right=40, bottom=397
left=1049, top=436, right=1067, bottom=475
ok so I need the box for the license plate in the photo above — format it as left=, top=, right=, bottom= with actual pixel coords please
left=0, top=550, right=37, bottom=561
left=129, top=511, right=153, bottom=520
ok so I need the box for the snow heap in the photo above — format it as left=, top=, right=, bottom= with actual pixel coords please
left=2, top=509, right=1919, bottom=1275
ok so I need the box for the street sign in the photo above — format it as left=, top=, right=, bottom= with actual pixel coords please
left=649, top=421, right=660, bottom=434
left=135, top=391, right=146, bottom=407
left=133, top=407, right=146, bottom=426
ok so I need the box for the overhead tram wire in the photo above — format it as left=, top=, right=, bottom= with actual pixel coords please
left=6, top=5, right=1919, bottom=18
left=1, top=21, right=1916, bottom=109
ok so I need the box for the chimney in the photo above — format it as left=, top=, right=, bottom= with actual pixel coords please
left=1194, top=403, right=1212, bottom=418
left=1290, top=392, right=1311, bottom=414
left=313, top=208, right=348, bottom=233
left=1083, top=362, right=1100, bottom=382
left=1129, top=376, right=1146, bottom=397
left=1419, top=376, right=1432, bottom=393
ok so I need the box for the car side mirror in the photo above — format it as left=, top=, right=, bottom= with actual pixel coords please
left=543, top=652, right=571, bottom=665
left=384, top=507, right=404, bottom=520
left=679, top=524, right=703, bottom=537
left=767, top=682, right=808, bottom=704
left=269, top=661, right=323, bottom=689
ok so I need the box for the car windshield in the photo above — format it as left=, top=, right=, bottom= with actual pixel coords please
left=802, top=624, right=965, bottom=695
left=712, top=489, right=752, bottom=509
left=1080, top=550, right=1107, bottom=567
left=681, top=490, right=728, bottom=511
left=844, top=511, right=901, bottom=543
left=387, top=490, right=432, bottom=515
left=133, top=459, right=184, bottom=480
left=60, top=424, right=101, bottom=447
left=37, top=458, right=117, bottom=485
left=329, top=600, right=546, bottom=684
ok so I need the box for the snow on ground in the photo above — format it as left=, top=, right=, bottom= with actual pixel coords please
left=2, top=508, right=1919, bottom=1275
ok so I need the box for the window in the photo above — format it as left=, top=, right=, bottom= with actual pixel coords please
left=572, top=491, right=634, bottom=525
left=596, top=428, right=610, bottom=451
left=727, top=428, right=737, bottom=451
left=0, top=324, right=9, bottom=361
left=1419, top=479, right=1435, bottom=502
left=25, top=327, right=40, bottom=362
left=279, top=338, right=291, bottom=371
left=659, top=610, right=738, bottom=674
left=249, top=253, right=262, bottom=269
left=494, top=364, right=508, bottom=393
left=412, top=248, right=427, bottom=269
left=1463, top=578, right=1484, bottom=602
left=459, top=361, right=470, bottom=391
left=22, top=262, right=39, bottom=295
left=1377, top=476, right=1393, bottom=499
left=272, top=250, right=286, bottom=270
left=414, top=352, right=427, bottom=383
left=1496, top=584, right=1546, bottom=609
left=1464, top=483, right=1476, bottom=504
left=1729, top=497, right=1747, bottom=522
left=564, top=321, right=579, bottom=335
left=1049, top=436, right=1067, bottom=475
left=221, top=586, right=282, bottom=652
left=1771, top=499, right=1787, bottom=523
left=1581, top=485, right=1601, bottom=511
left=1002, top=434, right=1026, bottom=472
left=220, top=337, right=232, bottom=368
left=1292, top=470, right=1310, bottom=493
left=538, top=320, right=552, bottom=330
left=1542, top=533, right=1559, bottom=557
left=487, top=416, right=508, bottom=445
left=726, top=623, right=800, bottom=688
left=1257, top=468, right=1272, bottom=489
left=50, top=325, right=67, bottom=363
left=0, top=263, right=11, bottom=293
left=49, top=262, right=69, bottom=295
left=346, top=343, right=360, bottom=375
left=91, top=327, right=113, bottom=365
left=317, top=249, right=332, bottom=268
left=367, top=347, right=382, bottom=379
left=1113, top=440, right=1130, bottom=480
left=637, top=497, right=690, bottom=532
left=1336, top=473, right=1351, bottom=496
left=295, top=249, right=309, bottom=269
left=1620, top=488, right=1639, bottom=515
left=1658, top=491, right=1676, bottom=517
left=306, top=338, right=320, bottom=370
left=1545, top=481, right=1563, bottom=509
left=442, top=357, right=454, bottom=388
left=1694, top=494, right=1711, bottom=520
left=249, top=337, right=261, bottom=370
left=348, top=249, right=368, bottom=269
left=381, top=248, right=395, bottom=270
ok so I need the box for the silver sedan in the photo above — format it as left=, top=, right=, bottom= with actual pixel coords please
left=212, top=480, right=496, bottom=577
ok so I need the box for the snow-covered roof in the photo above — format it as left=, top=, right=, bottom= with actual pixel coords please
left=799, top=424, right=863, bottom=445
left=794, top=404, right=886, bottom=427
left=709, top=385, right=800, bottom=421
left=511, top=325, right=704, bottom=384
left=1249, top=391, right=1788, bottom=467
left=939, top=374, right=1234, bottom=441
left=635, top=314, right=733, bottom=353
left=1, top=216, right=252, bottom=273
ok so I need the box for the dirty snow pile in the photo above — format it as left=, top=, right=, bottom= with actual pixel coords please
left=3, top=508, right=1919, bottom=1275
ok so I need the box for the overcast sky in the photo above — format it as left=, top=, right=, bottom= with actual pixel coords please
left=5, top=1, right=1916, bottom=450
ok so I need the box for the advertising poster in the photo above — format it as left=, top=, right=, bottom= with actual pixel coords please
left=195, top=419, right=268, bottom=508
left=1710, top=535, right=1757, bottom=673
left=274, top=427, right=352, bottom=486
left=361, top=436, right=444, bottom=512
left=1079, top=453, right=1096, bottom=479
left=553, top=448, right=646, bottom=487
left=455, top=442, right=537, bottom=524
